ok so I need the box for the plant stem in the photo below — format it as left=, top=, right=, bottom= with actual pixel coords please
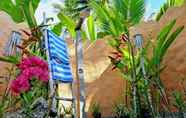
left=127, top=37, right=140, bottom=118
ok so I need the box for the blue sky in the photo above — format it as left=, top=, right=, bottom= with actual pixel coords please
left=35, top=0, right=166, bottom=23
left=145, top=0, right=166, bottom=19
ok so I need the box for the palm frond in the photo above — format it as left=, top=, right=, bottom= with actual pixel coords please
left=156, top=0, right=185, bottom=21
left=89, top=0, right=145, bottom=38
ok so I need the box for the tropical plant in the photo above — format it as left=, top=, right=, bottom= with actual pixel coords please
left=113, top=102, right=130, bottom=118
left=53, top=0, right=83, bottom=21
left=91, top=102, right=102, bottom=118
left=7, top=56, right=49, bottom=117
left=156, top=0, right=185, bottom=21
left=172, top=91, right=186, bottom=111
left=172, top=91, right=186, bottom=118
left=88, top=0, right=184, bottom=117
left=89, top=0, right=145, bottom=117
left=0, top=0, right=40, bottom=28
left=0, top=0, right=47, bottom=58
left=89, top=0, right=145, bottom=37
left=0, top=67, right=19, bottom=117
left=52, top=0, right=89, bottom=35
left=61, top=104, right=73, bottom=118
left=149, top=20, right=184, bottom=111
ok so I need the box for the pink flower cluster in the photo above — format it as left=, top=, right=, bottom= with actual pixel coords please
left=10, top=56, right=49, bottom=95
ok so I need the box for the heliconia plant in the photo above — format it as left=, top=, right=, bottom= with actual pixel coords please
left=87, top=0, right=184, bottom=117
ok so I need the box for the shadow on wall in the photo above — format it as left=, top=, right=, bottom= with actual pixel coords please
left=85, top=65, right=126, bottom=118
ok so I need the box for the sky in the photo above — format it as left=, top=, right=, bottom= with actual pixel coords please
left=145, top=0, right=166, bottom=20
left=35, top=0, right=166, bottom=23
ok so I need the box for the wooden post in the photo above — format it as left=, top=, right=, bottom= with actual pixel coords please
left=43, top=12, right=57, bottom=116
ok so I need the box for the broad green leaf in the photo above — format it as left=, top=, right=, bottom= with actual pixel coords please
left=156, top=0, right=185, bottom=21
left=153, top=20, right=176, bottom=65
left=0, top=0, right=24, bottom=23
left=0, top=0, right=40, bottom=28
left=22, top=0, right=37, bottom=28
left=58, top=13, right=76, bottom=38
left=86, top=15, right=97, bottom=42
left=52, top=23, right=63, bottom=36
left=160, top=26, right=184, bottom=61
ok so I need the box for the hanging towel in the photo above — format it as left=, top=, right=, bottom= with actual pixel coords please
left=47, top=30, right=73, bottom=83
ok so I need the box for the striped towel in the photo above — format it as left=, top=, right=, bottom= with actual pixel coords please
left=47, top=30, right=73, bottom=83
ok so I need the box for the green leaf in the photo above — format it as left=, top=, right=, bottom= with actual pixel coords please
left=156, top=0, right=185, bottom=21
left=0, top=0, right=24, bottom=23
left=89, top=0, right=145, bottom=38
left=0, top=56, right=19, bottom=64
left=160, top=25, right=184, bottom=61
left=86, top=15, right=97, bottom=42
left=0, top=0, right=39, bottom=28
left=52, top=23, right=63, bottom=36
left=58, top=13, right=76, bottom=38
left=22, top=0, right=38, bottom=28
left=153, top=19, right=176, bottom=65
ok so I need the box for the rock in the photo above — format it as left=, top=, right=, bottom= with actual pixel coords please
left=4, top=97, right=48, bottom=118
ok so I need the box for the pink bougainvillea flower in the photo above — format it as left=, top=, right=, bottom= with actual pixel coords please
left=10, top=56, right=49, bottom=95
left=17, top=56, right=48, bottom=71
left=29, top=56, right=48, bottom=69
left=10, top=74, right=30, bottom=95
left=38, top=71, right=49, bottom=83
left=28, top=66, right=49, bottom=83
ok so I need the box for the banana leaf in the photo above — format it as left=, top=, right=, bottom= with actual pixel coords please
left=0, top=0, right=40, bottom=28
left=58, top=13, right=76, bottom=38
left=86, top=15, right=97, bottom=42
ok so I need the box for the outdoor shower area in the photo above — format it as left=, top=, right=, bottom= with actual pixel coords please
left=1, top=0, right=186, bottom=118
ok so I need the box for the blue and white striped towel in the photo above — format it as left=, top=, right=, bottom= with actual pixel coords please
left=47, top=30, right=73, bottom=83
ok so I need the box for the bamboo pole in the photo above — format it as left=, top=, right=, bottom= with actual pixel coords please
left=43, top=12, right=57, bottom=116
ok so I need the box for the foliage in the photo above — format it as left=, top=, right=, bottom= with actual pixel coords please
left=148, top=20, right=184, bottom=112
left=0, top=66, right=20, bottom=117
left=90, top=102, right=101, bottom=118
left=52, top=0, right=89, bottom=36
left=53, top=0, right=80, bottom=21
left=0, top=0, right=49, bottom=116
left=172, top=91, right=186, bottom=111
left=89, top=0, right=145, bottom=117
left=88, top=0, right=184, bottom=117
left=0, top=0, right=40, bottom=28
left=61, top=104, right=73, bottom=116
left=89, top=0, right=145, bottom=37
left=57, top=13, right=76, bottom=38
left=0, top=55, right=19, bottom=64
left=86, top=15, right=97, bottom=42
left=19, top=78, right=48, bottom=117
left=156, top=0, right=185, bottom=21
left=113, top=102, right=129, bottom=118
left=6, top=56, right=49, bottom=117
